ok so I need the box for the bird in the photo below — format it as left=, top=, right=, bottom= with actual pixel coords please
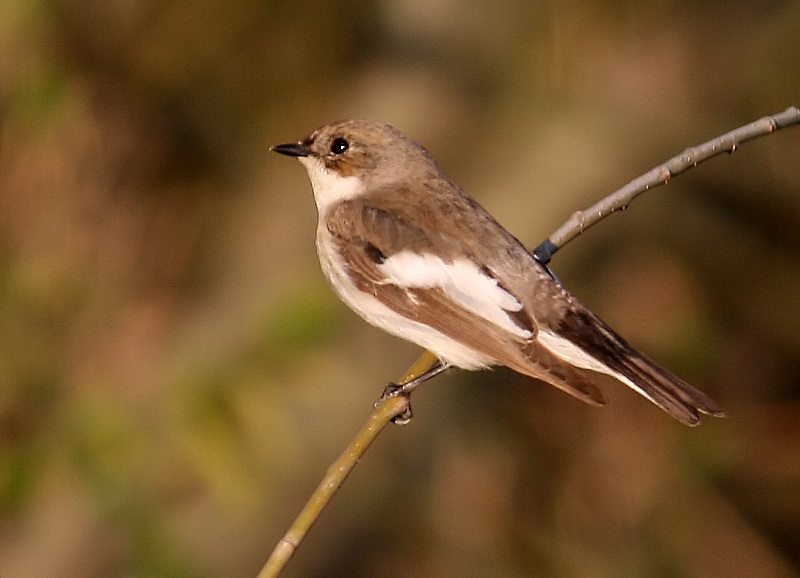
left=271, top=119, right=723, bottom=426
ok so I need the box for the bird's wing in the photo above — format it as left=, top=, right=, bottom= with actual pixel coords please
left=324, top=194, right=609, bottom=406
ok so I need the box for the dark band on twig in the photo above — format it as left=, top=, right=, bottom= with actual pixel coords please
left=532, top=238, right=559, bottom=265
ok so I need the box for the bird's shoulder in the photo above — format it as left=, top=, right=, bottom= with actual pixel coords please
left=324, top=181, right=472, bottom=259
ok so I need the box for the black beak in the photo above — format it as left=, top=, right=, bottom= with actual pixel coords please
left=270, top=142, right=309, bottom=157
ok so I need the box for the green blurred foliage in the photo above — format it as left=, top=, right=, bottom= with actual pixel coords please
left=1, top=0, right=799, bottom=576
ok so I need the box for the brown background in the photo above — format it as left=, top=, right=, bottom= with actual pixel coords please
left=1, top=1, right=799, bottom=576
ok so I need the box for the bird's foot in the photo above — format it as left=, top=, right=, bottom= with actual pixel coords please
left=376, top=383, right=413, bottom=424
left=375, top=361, right=451, bottom=425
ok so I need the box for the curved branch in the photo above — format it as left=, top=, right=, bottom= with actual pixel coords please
left=533, top=106, right=800, bottom=264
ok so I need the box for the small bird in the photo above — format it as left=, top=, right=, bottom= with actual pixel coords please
left=271, top=120, right=723, bottom=425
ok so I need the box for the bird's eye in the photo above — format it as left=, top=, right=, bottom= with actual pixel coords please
left=330, top=137, right=349, bottom=155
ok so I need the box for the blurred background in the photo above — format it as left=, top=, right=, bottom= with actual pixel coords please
left=1, top=0, right=799, bottom=576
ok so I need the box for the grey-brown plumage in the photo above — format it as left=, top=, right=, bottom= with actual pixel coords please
left=272, top=120, right=723, bottom=425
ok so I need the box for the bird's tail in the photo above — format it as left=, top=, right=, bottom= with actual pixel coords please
left=573, top=312, right=723, bottom=425
left=534, top=306, right=724, bottom=425
left=608, top=344, right=723, bottom=425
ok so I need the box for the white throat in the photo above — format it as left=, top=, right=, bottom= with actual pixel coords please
left=299, top=157, right=363, bottom=215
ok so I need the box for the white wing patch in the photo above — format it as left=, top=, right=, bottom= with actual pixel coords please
left=379, top=251, right=533, bottom=339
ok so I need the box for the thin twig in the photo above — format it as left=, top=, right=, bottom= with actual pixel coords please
left=257, top=352, right=438, bottom=578
left=533, top=106, right=800, bottom=264
left=258, top=107, right=799, bottom=577
left=257, top=394, right=409, bottom=578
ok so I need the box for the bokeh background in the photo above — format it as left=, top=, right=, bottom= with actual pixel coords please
left=2, top=1, right=799, bottom=576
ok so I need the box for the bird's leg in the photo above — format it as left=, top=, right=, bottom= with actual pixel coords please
left=377, top=361, right=451, bottom=424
